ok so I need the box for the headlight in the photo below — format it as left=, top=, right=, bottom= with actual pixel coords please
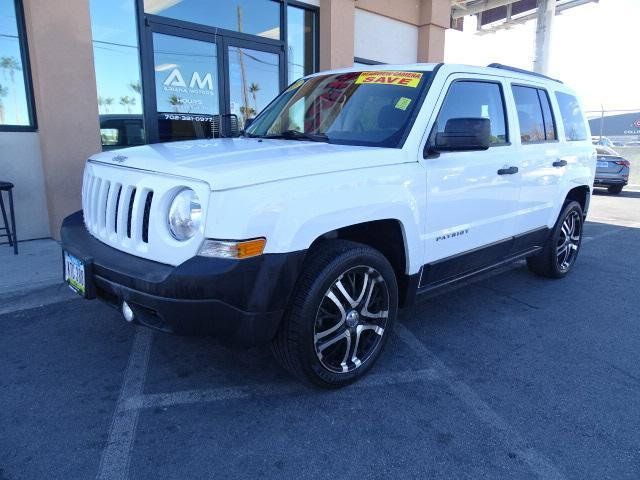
left=168, top=188, right=202, bottom=241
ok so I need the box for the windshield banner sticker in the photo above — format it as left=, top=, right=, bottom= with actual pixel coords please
left=355, top=71, right=423, bottom=88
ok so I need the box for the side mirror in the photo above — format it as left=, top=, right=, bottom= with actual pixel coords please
left=429, top=117, right=491, bottom=154
left=244, top=117, right=254, bottom=130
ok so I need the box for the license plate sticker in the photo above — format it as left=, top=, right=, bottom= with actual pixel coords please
left=64, top=251, right=86, bottom=295
left=597, top=161, right=609, bottom=168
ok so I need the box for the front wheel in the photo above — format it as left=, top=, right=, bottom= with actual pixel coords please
left=527, top=201, right=584, bottom=279
left=272, top=240, right=398, bottom=388
left=608, top=185, right=623, bottom=195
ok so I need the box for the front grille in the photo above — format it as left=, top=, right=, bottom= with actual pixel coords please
left=81, top=161, right=208, bottom=266
left=83, top=172, right=153, bottom=246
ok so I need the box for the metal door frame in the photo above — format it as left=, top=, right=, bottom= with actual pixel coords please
left=139, top=14, right=286, bottom=143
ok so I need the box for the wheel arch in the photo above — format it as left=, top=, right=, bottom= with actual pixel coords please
left=565, top=185, right=591, bottom=216
left=308, top=219, right=417, bottom=308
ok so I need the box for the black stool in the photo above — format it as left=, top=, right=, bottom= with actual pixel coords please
left=0, top=181, right=17, bottom=255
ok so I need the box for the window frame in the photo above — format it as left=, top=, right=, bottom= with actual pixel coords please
left=429, top=78, right=511, bottom=150
left=134, top=0, right=320, bottom=143
left=511, top=83, right=558, bottom=145
left=286, top=1, right=320, bottom=77
left=0, top=0, right=37, bottom=132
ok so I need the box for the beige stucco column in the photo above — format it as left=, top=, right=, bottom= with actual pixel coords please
left=22, top=0, right=101, bottom=239
left=319, top=0, right=355, bottom=70
left=418, top=0, right=450, bottom=62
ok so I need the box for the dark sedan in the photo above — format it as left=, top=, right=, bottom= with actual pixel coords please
left=594, top=146, right=630, bottom=194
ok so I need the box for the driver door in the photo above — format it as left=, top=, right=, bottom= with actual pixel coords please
left=420, top=75, right=521, bottom=286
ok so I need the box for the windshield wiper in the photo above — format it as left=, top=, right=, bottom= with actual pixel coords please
left=263, top=130, right=329, bottom=142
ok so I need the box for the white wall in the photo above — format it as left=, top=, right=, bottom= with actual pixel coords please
left=354, top=9, right=418, bottom=64
left=0, top=131, right=51, bottom=240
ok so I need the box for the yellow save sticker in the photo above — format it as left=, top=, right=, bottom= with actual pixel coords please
left=395, top=97, right=412, bottom=110
left=355, top=71, right=423, bottom=88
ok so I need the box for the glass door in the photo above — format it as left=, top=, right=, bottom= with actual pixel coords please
left=142, top=21, right=285, bottom=142
left=148, top=27, right=222, bottom=142
left=224, top=38, right=284, bottom=131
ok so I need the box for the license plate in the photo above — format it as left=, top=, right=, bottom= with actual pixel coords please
left=64, top=251, right=86, bottom=296
left=597, top=161, right=609, bottom=168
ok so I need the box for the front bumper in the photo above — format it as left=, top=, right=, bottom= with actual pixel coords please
left=60, top=211, right=306, bottom=346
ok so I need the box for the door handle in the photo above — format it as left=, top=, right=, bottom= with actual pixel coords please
left=497, top=166, right=519, bottom=175
left=553, top=159, right=568, bottom=167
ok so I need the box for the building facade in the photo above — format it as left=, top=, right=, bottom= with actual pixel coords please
left=0, top=0, right=449, bottom=241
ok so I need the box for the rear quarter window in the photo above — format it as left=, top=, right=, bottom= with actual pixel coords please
left=555, top=92, right=588, bottom=141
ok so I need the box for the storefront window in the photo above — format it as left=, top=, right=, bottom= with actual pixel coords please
left=287, top=4, right=317, bottom=83
left=90, top=0, right=145, bottom=148
left=0, top=0, right=35, bottom=128
left=144, top=0, right=281, bottom=39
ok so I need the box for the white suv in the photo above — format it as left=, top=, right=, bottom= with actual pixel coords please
left=61, top=63, right=595, bottom=387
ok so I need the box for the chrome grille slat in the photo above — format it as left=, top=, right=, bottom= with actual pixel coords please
left=84, top=174, right=95, bottom=228
left=131, top=188, right=145, bottom=242
left=88, top=176, right=99, bottom=229
left=105, top=182, right=121, bottom=236
left=117, top=185, right=134, bottom=242
left=97, top=180, right=110, bottom=235
left=90, top=177, right=102, bottom=230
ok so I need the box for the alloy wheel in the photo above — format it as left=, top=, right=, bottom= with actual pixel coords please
left=313, top=265, right=389, bottom=374
left=556, top=210, right=582, bottom=272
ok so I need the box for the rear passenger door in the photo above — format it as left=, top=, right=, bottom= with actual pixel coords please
left=509, top=84, right=563, bottom=239
left=420, top=75, right=521, bottom=283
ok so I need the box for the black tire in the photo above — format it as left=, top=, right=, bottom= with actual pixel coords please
left=271, top=240, right=398, bottom=388
left=608, top=185, right=623, bottom=194
left=526, top=200, right=583, bottom=279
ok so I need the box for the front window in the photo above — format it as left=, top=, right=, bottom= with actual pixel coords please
left=246, top=70, right=432, bottom=148
left=90, top=0, right=145, bottom=147
left=432, top=80, right=508, bottom=146
left=0, top=0, right=35, bottom=129
left=287, top=5, right=317, bottom=83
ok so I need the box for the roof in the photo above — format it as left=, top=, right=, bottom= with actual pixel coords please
left=308, top=63, right=570, bottom=89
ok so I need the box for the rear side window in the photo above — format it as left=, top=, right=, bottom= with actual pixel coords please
left=512, top=85, right=556, bottom=143
left=433, top=81, right=508, bottom=145
left=555, top=92, right=588, bottom=141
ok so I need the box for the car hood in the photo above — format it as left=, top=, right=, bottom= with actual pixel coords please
left=89, top=138, right=408, bottom=190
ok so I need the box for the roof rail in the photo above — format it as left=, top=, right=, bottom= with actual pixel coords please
left=487, top=63, right=563, bottom=84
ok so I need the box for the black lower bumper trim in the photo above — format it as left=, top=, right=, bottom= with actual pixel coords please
left=93, top=275, right=284, bottom=346
left=61, top=211, right=306, bottom=346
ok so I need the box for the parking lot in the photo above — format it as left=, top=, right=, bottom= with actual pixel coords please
left=1, top=188, right=639, bottom=480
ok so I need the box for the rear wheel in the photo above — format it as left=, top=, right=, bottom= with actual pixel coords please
left=272, top=240, right=398, bottom=388
left=526, top=201, right=583, bottom=279
left=608, top=185, right=623, bottom=194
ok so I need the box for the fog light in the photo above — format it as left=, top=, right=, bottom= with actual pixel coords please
left=122, top=301, right=135, bottom=323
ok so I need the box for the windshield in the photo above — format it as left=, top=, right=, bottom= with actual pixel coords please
left=245, top=70, right=432, bottom=148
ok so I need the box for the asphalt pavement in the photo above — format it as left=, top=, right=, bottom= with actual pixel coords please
left=1, top=188, right=639, bottom=480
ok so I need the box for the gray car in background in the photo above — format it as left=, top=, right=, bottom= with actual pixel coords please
left=594, top=146, right=630, bottom=194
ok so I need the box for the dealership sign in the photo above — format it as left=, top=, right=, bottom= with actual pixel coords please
left=624, top=118, right=640, bottom=135
left=162, top=68, right=215, bottom=96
